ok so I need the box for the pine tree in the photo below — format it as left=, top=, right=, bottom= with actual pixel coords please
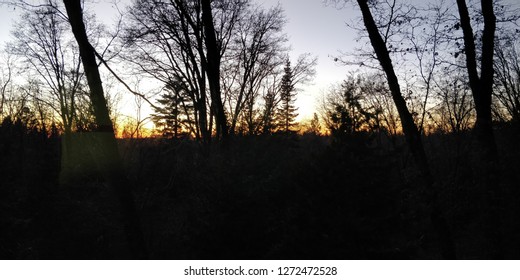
left=261, top=91, right=277, bottom=134
left=152, top=82, right=194, bottom=138
left=309, top=112, right=321, bottom=135
left=278, top=59, right=298, bottom=132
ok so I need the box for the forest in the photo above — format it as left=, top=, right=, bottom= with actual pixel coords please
left=0, top=0, right=520, bottom=259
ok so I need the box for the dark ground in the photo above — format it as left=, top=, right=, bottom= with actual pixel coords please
left=1, top=121, right=520, bottom=259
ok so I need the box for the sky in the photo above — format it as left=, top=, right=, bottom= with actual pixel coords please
left=257, top=0, right=359, bottom=120
left=0, top=0, right=360, bottom=124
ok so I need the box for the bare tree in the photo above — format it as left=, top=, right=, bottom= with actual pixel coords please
left=124, top=0, right=247, bottom=143
left=124, top=0, right=209, bottom=142
left=62, top=0, right=148, bottom=259
left=222, top=4, right=287, bottom=134
left=17, top=79, right=56, bottom=134
left=7, top=0, right=89, bottom=179
left=405, top=1, right=453, bottom=133
left=343, top=0, right=456, bottom=258
left=453, top=0, right=519, bottom=258
left=201, top=0, right=228, bottom=140
left=494, top=34, right=520, bottom=123
left=354, top=0, right=431, bottom=177
left=456, top=0, right=498, bottom=161
left=360, top=74, right=401, bottom=137
left=320, top=73, right=400, bottom=139
left=433, top=71, right=475, bottom=133
left=0, top=54, right=14, bottom=120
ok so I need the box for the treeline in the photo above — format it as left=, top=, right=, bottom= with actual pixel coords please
left=0, top=0, right=318, bottom=142
left=1, top=0, right=519, bottom=141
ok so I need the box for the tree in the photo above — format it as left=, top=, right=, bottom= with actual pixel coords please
left=7, top=0, right=89, bottom=178
left=455, top=0, right=498, bottom=161
left=124, top=0, right=208, bottom=142
left=152, top=81, right=195, bottom=138
left=455, top=0, right=504, bottom=258
left=321, top=75, right=381, bottom=136
left=433, top=71, right=475, bottom=133
left=278, top=59, right=298, bottom=133
left=0, top=76, right=32, bottom=125
left=222, top=4, right=288, bottom=134
left=358, top=74, right=400, bottom=138
left=354, top=0, right=431, bottom=174
left=494, top=34, right=520, bottom=123
left=260, top=80, right=278, bottom=134
left=352, top=0, right=456, bottom=259
left=0, top=54, right=14, bottom=121
left=261, top=54, right=316, bottom=134
left=18, top=80, right=56, bottom=135
left=405, top=1, right=452, bottom=134
left=307, top=112, right=322, bottom=135
left=124, top=0, right=247, bottom=143
left=62, top=0, right=147, bottom=258
left=201, top=0, right=228, bottom=141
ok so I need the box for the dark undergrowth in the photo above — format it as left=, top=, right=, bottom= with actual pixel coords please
left=1, top=120, right=520, bottom=259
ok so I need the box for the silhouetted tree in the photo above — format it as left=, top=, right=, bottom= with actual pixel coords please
left=124, top=0, right=206, bottom=142
left=307, top=112, right=322, bottom=135
left=455, top=0, right=503, bottom=258
left=433, top=71, right=475, bottom=133
left=353, top=0, right=456, bottom=259
left=62, top=0, right=147, bottom=259
left=456, top=0, right=498, bottom=160
left=0, top=54, right=13, bottom=121
left=358, top=74, right=400, bottom=137
left=201, top=0, right=228, bottom=141
left=260, top=54, right=316, bottom=134
left=222, top=4, right=288, bottom=134
left=494, top=34, right=520, bottom=123
left=124, top=0, right=247, bottom=143
left=322, top=77, right=380, bottom=137
left=152, top=81, right=195, bottom=138
left=278, top=59, right=298, bottom=133
left=405, top=2, right=451, bottom=134
left=260, top=87, right=278, bottom=134
left=18, top=80, right=55, bottom=136
left=7, top=1, right=90, bottom=180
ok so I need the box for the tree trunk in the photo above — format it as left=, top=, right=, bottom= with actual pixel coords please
left=62, top=0, right=148, bottom=259
left=357, top=0, right=456, bottom=259
left=456, top=0, right=498, bottom=160
left=456, top=0, right=502, bottom=258
left=201, top=0, right=228, bottom=141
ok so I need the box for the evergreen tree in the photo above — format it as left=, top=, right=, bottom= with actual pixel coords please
left=328, top=80, right=371, bottom=136
left=278, top=59, right=298, bottom=132
left=309, top=112, right=321, bottom=135
left=152, top=82, right=194, bottom=138
left=261, top=91, right=277, bottom=134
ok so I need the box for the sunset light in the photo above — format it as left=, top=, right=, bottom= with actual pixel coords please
left=1, top=0, right=520, bottom=267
